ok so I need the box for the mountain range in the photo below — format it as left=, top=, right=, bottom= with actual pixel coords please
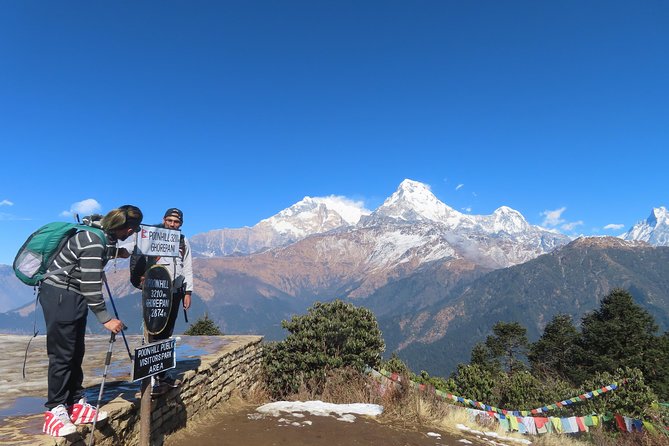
left=0, top=179, right=668, bottom=376
left=375, top=236, right=669, bottom=375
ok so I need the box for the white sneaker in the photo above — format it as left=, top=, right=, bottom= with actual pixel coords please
left=69, top=398, right=108, bottom=425
left=43, top=404, right=77, bottom=437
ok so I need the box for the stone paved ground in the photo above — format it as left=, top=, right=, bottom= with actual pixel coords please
left=0, top=334, right=231, bottom=445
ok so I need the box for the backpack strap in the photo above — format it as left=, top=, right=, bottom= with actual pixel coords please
left=22, top=290, right=40, bottom=379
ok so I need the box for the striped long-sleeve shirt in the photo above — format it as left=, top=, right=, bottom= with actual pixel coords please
left=43, top=230, right=113, bottom=324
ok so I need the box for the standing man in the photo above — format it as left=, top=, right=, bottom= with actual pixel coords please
left=41, top=205, right=143, bottom=437
left=130, top=207, right=193, bottom=391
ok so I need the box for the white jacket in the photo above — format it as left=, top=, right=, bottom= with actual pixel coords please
left=153, top=235, right=193, bottom=294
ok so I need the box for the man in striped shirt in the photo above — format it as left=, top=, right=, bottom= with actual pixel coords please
left=40, top=205, right=143, bottom=437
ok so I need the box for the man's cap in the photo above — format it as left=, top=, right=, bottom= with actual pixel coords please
left=164, top=208, right=183, bottom=222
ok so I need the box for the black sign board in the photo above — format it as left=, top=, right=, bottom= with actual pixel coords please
left=132, top=338, right=176, bottom=381
left=142, top=264, right=173, bottom=335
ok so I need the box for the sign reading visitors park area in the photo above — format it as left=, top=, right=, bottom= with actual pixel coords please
left=132, top=338, right=176, bottom=381
left=135, top=225, right=181, bottom=257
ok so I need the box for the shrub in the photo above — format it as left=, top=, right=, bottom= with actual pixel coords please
left=413, top=369, right=456, bottom=394
left=497, top=370, right=577, bottom=413
left=579, top=367, right=657, bottom=419
left=183, top=315, right=223, bottom=335
left=382, top=352, right=410, bottom=375
left=451, top=363, right=498, bottom=403
left=262, top=299, right=385, bottom=398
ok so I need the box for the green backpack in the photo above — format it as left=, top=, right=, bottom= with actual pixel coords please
left=13, top=222, right=107, bottom=286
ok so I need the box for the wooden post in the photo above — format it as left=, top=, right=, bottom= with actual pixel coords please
left=139, top=330, right=152, bottom=446
left=139, top=377, right=152, bottom=446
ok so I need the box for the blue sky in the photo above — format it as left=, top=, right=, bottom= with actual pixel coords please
left=1, top=1, right=667, bottom=265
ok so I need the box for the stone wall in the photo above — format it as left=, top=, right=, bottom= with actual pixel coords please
left=30, top=335, right=263, bottom=446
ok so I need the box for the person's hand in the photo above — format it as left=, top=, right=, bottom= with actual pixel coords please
left=104, top=318, right=124, bottom=334
left=183, top=293, right=192, bottom=310
left=117, top=247, right=131, bottom=259
left=139, top=276, right=145, bottom=288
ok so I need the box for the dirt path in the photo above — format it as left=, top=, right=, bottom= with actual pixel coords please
left=164, top=403, right=498, bottom=446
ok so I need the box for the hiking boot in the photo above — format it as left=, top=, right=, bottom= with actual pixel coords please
left=156, top=375, right=179, bottom=388
left=69, top=398, right=108, bottom=425
left=151, top=382, right=173, bottom=398
left=43, top=405, right=77, bottom=437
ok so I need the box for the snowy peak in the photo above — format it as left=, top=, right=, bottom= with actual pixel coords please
left=362, top=179, right=462, bottom=226
left=190, top=194, right=370, bottom=258
left=488, top=206, right=531, bottom=234
left=261, top=195, right=369, bottom=238
left=650, top=206, right=669, bottom=225
left=622, top=206, right=669, bottom=246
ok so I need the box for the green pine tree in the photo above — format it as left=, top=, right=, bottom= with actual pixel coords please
left=184, top=314, right=223, bottom=336
left=484, top=321, right=529, bottom=374
left=528, top=313, right=580, bottom=382
left=577, top=288, right=669, bottom=399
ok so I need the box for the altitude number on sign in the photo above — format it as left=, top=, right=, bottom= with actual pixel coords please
left=150, top=308, right=167, bottom=318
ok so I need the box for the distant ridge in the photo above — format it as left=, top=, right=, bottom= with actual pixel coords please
left=387, top=236, right=669, bottom=376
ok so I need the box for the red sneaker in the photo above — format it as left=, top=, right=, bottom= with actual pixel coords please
left=69, top=398, right=108, bottom=425
left=43, top=405, right=77, bottom=437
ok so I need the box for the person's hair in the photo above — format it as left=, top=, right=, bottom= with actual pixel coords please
left=102, top=205, right=143, bottom=231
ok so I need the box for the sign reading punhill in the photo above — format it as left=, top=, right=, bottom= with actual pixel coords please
left=135, top=225, right=181, bottom=257
left=132, top=338, right=176, bottom=381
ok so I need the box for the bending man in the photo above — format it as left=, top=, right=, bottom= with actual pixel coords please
left=41, top=205, right=143, bottom=437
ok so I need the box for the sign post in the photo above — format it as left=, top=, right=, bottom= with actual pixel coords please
left=135, top=225, right=182, bottom=446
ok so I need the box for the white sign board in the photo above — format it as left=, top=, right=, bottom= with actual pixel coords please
left=135, top=225, right=181, bottom=257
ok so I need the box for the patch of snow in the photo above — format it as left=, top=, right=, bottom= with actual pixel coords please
left=336, top=414, right=357, bottom=423
left=256, top=400, right=384, bottom=420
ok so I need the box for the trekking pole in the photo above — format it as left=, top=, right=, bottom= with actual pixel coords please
left=87, top=331, right=116, bottom=446
left=102, top=274, right=133, bottom=361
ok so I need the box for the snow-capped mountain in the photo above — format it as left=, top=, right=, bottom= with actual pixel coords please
left=185, top=179, right=572, bottom=305
left=192, top=179, right=569, bottom=261
left=190, top=196, right=369, bottom=257
left=360, top=180, right=536, bottom=236
left=361, top=179, right=470, bottom=227
left=263, top=195, right=369, bottom=237
left=621, top=207, right=669, bottom=246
